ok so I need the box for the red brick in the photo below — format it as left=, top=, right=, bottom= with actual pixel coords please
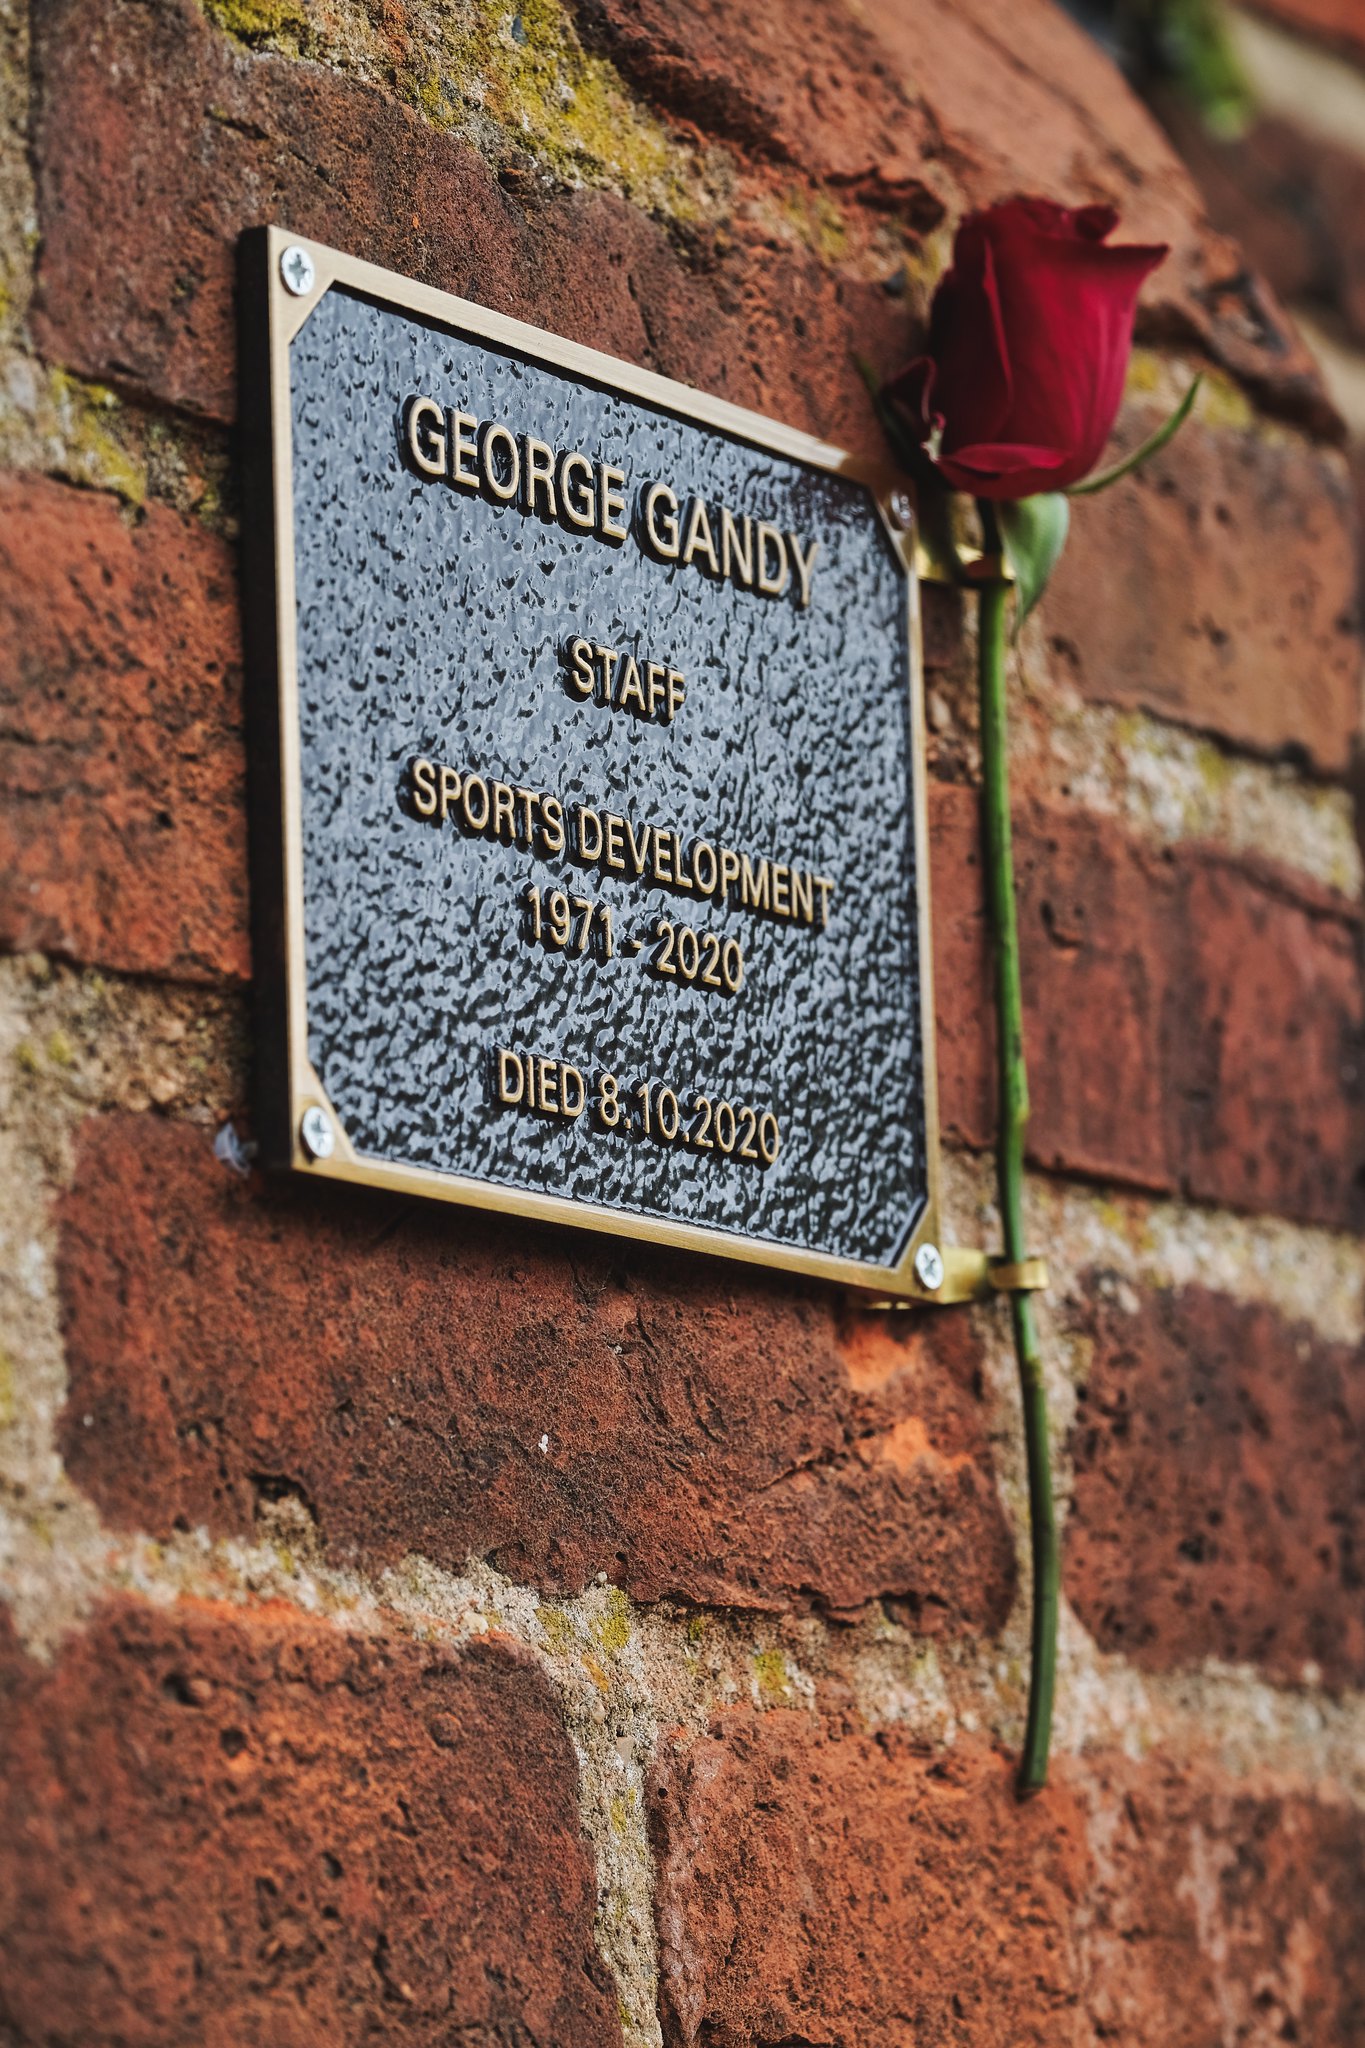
left=1245, top=0, right=1365, bottom=65
left=1158, top=100, right=1365, bottom=348
left=648, top=1711, right=1365, bottom=2046
left=935, top=789, right=1177, bottom=1188
left=34, top=0, right=1335, bottom=439
left=1075, top=1751, right=1365, bottom=2046
left=932, top=790, right=1365, bottom=1228
left=0, top=1598, right=619, bottom=2047
left=1065, top=1279, right=1365, bottom=1686
left=928, top=781, right=995, bottom=1155
left=30, top=0, right=907, bottom=444
left=56, top=1114, right=1016, bottom=1627
left=1047, top=408, right=1360, bottom=774
left=0, top=475, right=248, bottom=982
left=575, top=0, right=942, bottom=185
left=1168, top=850, right=1365, bottom=1224
left=583, top=0, right=1333, bottom=430
left=1015, top=805, right=1177, bottom=1192
left=649, top=1717, right=1088, bottom=2046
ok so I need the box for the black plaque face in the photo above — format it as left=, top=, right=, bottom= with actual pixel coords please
left=240, top=231, right=942, bottom=1297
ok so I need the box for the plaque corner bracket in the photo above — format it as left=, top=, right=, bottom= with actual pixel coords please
left=289, top=1067, right=360, bottom=1172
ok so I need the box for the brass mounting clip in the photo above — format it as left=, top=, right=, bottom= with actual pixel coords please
left=986, top=1257, right=1050, bottom=1295
left=860, top=1249, right=1050, bottom=1311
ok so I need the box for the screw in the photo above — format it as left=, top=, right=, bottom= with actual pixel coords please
left=888, top=489, right=915, bottom=532
left=280, top=244, right=316, bottom=297
left=914, top=1241, right=945, bottom=1292
left=300, top=1105, right=335, bottom=1160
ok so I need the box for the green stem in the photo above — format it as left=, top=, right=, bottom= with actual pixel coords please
left=975, top=537, right=1058, bottom=1795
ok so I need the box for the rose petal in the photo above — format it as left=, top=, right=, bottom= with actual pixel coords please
left=935, top=440, right=1073, bottom=500
left=925, top=225, right=1015, bottom=454
left=895, top=196, right=1171, bottom=504
left=983, top=220, right=1167, bottom=484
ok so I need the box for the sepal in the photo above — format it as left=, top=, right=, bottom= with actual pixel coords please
left=1067, top=375, right=1202, bottom=497
left=996, top=491, right=1070, bottom=631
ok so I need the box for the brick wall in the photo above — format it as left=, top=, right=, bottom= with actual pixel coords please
left=1153, top=0, right=1365, bottom=559
left=1, top=1, right=1363, bottom=2042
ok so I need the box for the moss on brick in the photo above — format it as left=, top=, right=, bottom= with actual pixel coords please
left=1196, top=368, right=1257, bottom=433
left=776, top=185, right=849, bottom=263
left=1125, top=346, right=1165, bottom=398
left=44, top=371, right=147, bottom=508
left=537, top=1602, right=576, bottom=1653
left=433, top=0, right=692, bottom=213
left=196, top=0, right=698, bottom=217
left=1124, top=350, right=1266, bottom=440
left=594, top=1588, right=631, bottom=1653
left=751, top=1646, right=790, bottom=1701
left=0, top=358, right=233, bottom=530
left=44, top=1029, right=75, bottom=1068
left=199, top=0, right=308, bottom=41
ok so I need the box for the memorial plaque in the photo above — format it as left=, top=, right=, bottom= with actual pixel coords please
left=239, top=229, right=944, bottom=1299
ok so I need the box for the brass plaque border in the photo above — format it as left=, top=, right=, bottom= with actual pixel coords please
left=238, top=224, right=949, bottom=1303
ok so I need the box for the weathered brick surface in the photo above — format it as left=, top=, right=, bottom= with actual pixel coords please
left=1013, top=805, right=1176, bottom=1194
left=1066, top=1279, right=1365, bottom=1686
left=33, top=0, right=1336, bottom=441
left=1169, top=850, right=1365, bottom=1221
left=581, top=0, right=1334, bottom=430
left=927, top=784, right=995, bottom=1158
left=1163, top=104, right=1365, bottom=351
left=1075, top=1751, right=1365, bottom=2046
left=932, top=790, right=1365, bottom=1228
left=7, top=0, right=1365, bottom=2037
left=649, top=1711, right=1365, bottom=2046
left=1047, top=409, right=1361, bottom=774
left=574, top=0, right=943, bottom=181
left=0, top=474, right=248, bottom=982
left=649, top=1716, right=1088, bottom=2047
left=0, top=1598, right=620, bottom=2047
left=55, top=1113, right=1016, bottom=1625
left=1245, top=0, right=1365, bottom=66
left=938, top=788, right=1169, bottom=1179
left=31, top=0, right=906, bottom=441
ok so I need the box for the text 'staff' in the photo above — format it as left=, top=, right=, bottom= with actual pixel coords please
left=243, top=232, right=939, bottom=1290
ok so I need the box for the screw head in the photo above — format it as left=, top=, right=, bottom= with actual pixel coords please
left=280, top=244, right=316, bottom=297
left=888, top=489, right=915, bottom=533
left=914, top=1241, right=945, bottom=1292
left=299, top=1105, right=335, bottom=1160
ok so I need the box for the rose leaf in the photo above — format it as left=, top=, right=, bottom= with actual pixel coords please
left=997, top=491, right=1070, bottom=631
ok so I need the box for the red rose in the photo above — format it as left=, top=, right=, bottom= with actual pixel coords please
left=887, top=198, right=1168, bottom=500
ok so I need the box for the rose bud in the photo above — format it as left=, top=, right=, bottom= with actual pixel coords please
left=886, top=198, right=1168, bottom=501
